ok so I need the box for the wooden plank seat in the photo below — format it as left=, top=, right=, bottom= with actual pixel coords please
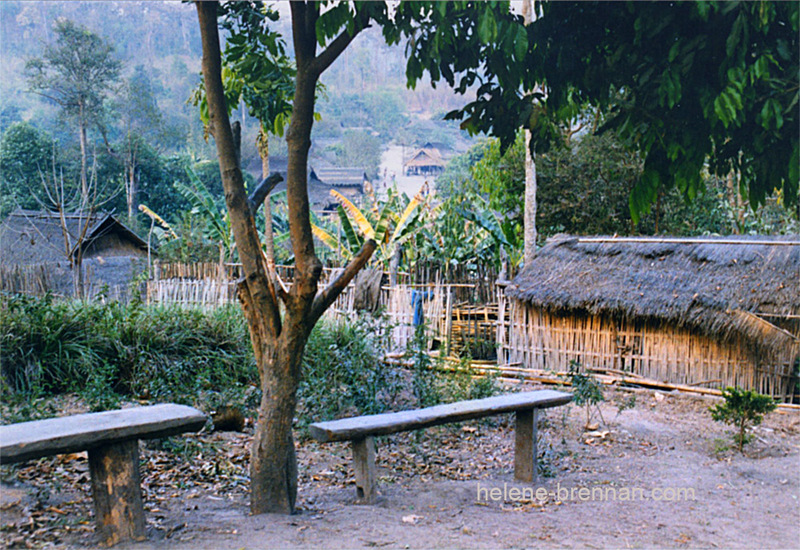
left=0, top=404, right=206, bottom=546
left=309, top=389, right=571, bottom=502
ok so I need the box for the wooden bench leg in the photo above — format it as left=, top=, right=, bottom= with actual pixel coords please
left=88, top=440, right=146, bottom=546
left=514, top=409, right=538, bottom=483
left=352, top=436, right=376, bottom=503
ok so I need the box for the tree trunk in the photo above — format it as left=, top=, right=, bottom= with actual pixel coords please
left=73, top=251, right=85, bottom=299
left=127, top=145, right=137, bottom=225
left=197, top=0, right=374, bottom=516
left=79, top=104, right=88, bottom=200
left=248, top=339, right=303, bottom=513
left=523, top=132, right=538, bottom=265
left=522, top=0, right=537, bottom=267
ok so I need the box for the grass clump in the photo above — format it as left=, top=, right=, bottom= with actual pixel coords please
left=0, top=293, right=256, bottom=411
left=2, top=294, right=502, bottom=428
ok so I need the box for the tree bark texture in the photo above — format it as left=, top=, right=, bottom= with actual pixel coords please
left=522, top=0, right=537, bottom=267
left=79, top=104, right=89, bottom=200
left=258, top=130, right=276, bottom=270
left=523, top=130, right=538, bottom=266
left=196, top=1, right=375, bottom=515
left=126, top=147, right=137, bottom=224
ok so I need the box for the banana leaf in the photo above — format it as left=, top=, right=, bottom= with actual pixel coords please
left=331, top=189, right=374, bottom=239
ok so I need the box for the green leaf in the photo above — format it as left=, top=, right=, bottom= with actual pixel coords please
left=514, top=24, right=528, bottom=61
left=477, top=8, right=497, bottom=44
left=373, top=196, right=396, bottom=245
left=337, top=205, right=362, bottom=252
left=726, top=12, right=745, bottom=57
left=629, top=170, right=660, bottom=224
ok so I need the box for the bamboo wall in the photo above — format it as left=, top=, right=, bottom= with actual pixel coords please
left=497, top=297, right=798, bottom=401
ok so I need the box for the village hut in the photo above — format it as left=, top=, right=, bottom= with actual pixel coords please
left=498, top=235, right=800, bottom=401
left=309, top=167, right=368, bottom=207
left=0, top=209, right=150, bottom=298
left=403, top=143, right=445, bottom=176
left=265, top=160, right=368, bottom=215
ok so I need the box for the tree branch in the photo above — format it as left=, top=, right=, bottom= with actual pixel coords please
left=310, top=18, right=369, bottom=78
left=309, top=239, right=377, bottom=324
left=248, top=172, right=284, bottom=218
left=290, top=3, right=315, bottom=67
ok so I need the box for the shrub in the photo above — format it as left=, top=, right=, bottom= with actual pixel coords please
left=562, top=360, right=605, bottom=428
left=297, top=315, right=399, bottom=430
left=709, top=387, right=777, bottom=453
left=0, top=294, right=256, bottom=408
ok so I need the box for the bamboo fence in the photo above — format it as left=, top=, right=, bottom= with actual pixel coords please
left=144, top=261, right=500, bottom=353
left=146, top=279, right=237, bottom=307
left=0, top=264, right=53, bottom=296
left=0, top=263, right=129, bottom=302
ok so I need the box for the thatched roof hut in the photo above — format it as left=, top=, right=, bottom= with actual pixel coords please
left=404, top=143, right=445, bottom=176
left=311, top=167, right=368, bottom=189
left=266, top=164, right=368, bottom=214
left=0, top=209, right=148, bottom=265
left=499, top=235, right=800, bottom=400
left=0, top=209, right=149, bottom=297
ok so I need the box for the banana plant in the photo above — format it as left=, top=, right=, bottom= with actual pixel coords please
left=456, top=192, right=523, bottom=268
left=174, top=168, right=235, bottom=261
left=312, top=185, right=426, bottom=268
left=408, top=190, right=522, bottom=272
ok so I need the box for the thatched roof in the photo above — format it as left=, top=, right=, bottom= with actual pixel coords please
left=0, top=209, right=148, bottom=266
left=505, top=235, right=800, bottom=354
left=311, top=167, right=367, bottom=188
left=404, top=145, right=445, bottom=169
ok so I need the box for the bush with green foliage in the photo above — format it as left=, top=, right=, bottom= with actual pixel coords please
left=0, top=294, right=256, bottom=410
left=1, top=295, right=501, bottom=426
left=298, top=315, right=399, bottom=429
left=709, top=387, right=777, bottom=453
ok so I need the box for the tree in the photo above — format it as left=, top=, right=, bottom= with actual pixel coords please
left=195, top=1, right=523, bottom=514
left=534, top=1, right=799, bottom=220
left=35, top=144, right=119, bottom=297
left=327, top=129, right=382, bottom=178
left=117, top=66, right=164, bottom=225
left=416, top=1, right=799, bottom=221
left=0, top=122, right=54, bottom=217
left=521, top=0, right=537, bottom=266
left=193, top=1, right=296, bottom=271
left=25, top=19, right=121, bottom=199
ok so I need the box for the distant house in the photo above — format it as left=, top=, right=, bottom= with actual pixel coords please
left=404, top=143, right=445, bottom=176
left=309, top=167, right=368, bottom=209
left=498, top=235, right=800, bottom=402
left=265, top=159, right=369, bottom=214
left=0, top=209, right=150, bottom=297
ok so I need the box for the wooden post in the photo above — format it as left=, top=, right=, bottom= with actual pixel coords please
left=88, top=440, right=146, bottom=546
left=514, top=408, right=538, bottom=483
left=352, top=436, right=376, bottom=503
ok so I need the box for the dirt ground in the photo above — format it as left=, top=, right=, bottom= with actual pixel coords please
left=2, top=386, right=799, bottom=549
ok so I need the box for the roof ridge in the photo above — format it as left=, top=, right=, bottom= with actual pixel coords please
left=574, top=236, right=800, bottom=246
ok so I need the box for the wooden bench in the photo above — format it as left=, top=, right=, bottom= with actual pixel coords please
left=309, top=389, right=571, bottom=502
left=0, top=404, right=206, bottom=546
